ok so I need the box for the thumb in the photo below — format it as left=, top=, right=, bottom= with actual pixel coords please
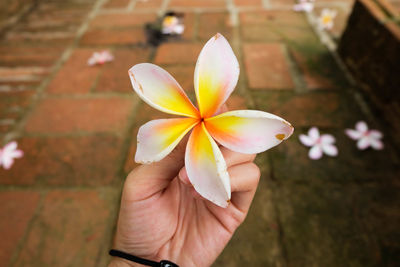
left=124, top=136, right=188, bottom=201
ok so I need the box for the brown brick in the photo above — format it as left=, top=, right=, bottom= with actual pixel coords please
left=95, top=48, right=151, bottom=93
left=198, top=12, right=232, bottom=41
left=253, top=92, right=344, bottom=127
left=80, top=28, right=145, bottom=46
left=0, top=90, right=35, bottom=118
left=103, top=0, right=130, bottom=8
left=169, top=0, right=226, bottom=8
left=15, top=190, right=114, bottom=266
left=233, top=0, right=262, bottom=7
left=243, top=43, right=294, bottom=90
left=90, top=13, right=157, bottom=28
left=0, top=191, right=40, bottom=265
left=241, top=24, right=317, bottom=43
left=0, top=136, right=123, bottom=185
left=154, top=43, right=202, bottom=64
left=225, top=94, right=247, bottom=110
left=47, top=48, right=102, bottom=94
left=269, top=0, right=295, bottom=7
left=181, top=12, right=195, bottom=40
left=25, top=97, right=135, bottom=134
left=134, top=0, right=163, bottom=8
left=240, top=10, right=308, bottom=26
left=239, top=11, right=315, bottom=43
left=291, top=50, right=335, bottom=90
left=161, top=65, right=195, bottom=92
left=0, top=46, right=63, bottom=67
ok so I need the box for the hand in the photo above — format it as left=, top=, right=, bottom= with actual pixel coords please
left=109, top=138, right=260, bottom=267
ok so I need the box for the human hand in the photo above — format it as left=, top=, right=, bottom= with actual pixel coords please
left=109, top=138, right=260, bottom=267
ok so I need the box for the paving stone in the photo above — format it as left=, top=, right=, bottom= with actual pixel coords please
left=168, top=0, right=226, bottom=8
left=134, top=0, right=163, bottom=9
left=225, top=94, right=248, bottom=110
left=25, top=97, right=135, bottom=134
left=80, top=28, right=145, bottom=46
left=161, top=64, right=195, bottom=92
left=215, top=155, right=284, bottom=266
left=154, top=43, right=203, bottom=64
left=0, top=46, right=64, bottom=67
left=253, top=91, right=364, bottom=128
left=0, top=136, right=124, bottom=185
left=351, top=181, right=400, bottom=265
left=181, top=12, right=195, bottom=41
left=0, top=90, right=35, bottom=118
left=5, top=31, right=75, bottom=45
left=288, top=41, right=349, bottom=89
left=47, top=48, right=102, bottom=94
left=273, top=180, right=382, bottom=266
left=95, top=48, right=151, bottom=93
left=103, top=0, right=130, bottom=8
left=15, top=190, right=117, bottom=267
left=233, top=0, right=262, bottom=7
left=243, top=43, right=294, bottom=90
left=240, top=10, right=317, bottom=43
left=90, top=13, right=157, bottom=28
left=240, top=10, right=309, bottom=26
left=198, top=12, right=232, bottom=41
left=268, top=129, right=399, bottom=184
left=291, top=50, right=335, bottom=90
left=269, top=0, right=296, bottom=8
left=0, top=191, right=40, bottom=266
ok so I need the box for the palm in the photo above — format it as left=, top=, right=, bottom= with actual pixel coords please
left=114, top=146, right=259, bottom=267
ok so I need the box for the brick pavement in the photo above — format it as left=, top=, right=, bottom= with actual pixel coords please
left=1, top=0, right=399, bottom=266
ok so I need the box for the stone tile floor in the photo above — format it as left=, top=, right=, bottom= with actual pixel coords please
left=1, top=0, right=399, bottom=266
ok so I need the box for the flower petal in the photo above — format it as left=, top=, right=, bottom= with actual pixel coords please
left=308, top=127, right=320, bottom=142
left=185, top=123, right=231, bottom=208
left=370, top=138, right=384, bottom=150
left=3, top=141, right=17, bottom=153
left=322, top=144, right=338, bottom=156
left=205, top=110, right=293, bottom=154
left=356, top=121, right=368, bottom=133
left=299, top=134, right=314, bottom=147
left=2, top=157, right=14, bottom=169
left=357, top=137, right=370, bottom=150
left=11, top=150, right=23, bottom=158
left=309, top=146, right=323, bottom=160
left=194, top=33, right=239, bottom=118
left=129, top=63, right=199, bottom=118
left=370, top=130, right=383, bottom=139
left=135, top=118, right=199, bottom=164
left=320, top=134, right=335, bottom=145
left=345, top=129, right=362, bottom=140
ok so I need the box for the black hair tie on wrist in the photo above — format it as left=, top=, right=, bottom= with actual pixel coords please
left=109, top=249, right=179, bottom=267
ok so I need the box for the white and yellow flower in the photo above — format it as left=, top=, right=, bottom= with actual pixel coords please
left=318, top=8, right=337, bottom=30
left=128, top=33, right=293, bottom=207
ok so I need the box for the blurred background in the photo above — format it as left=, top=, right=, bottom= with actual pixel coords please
left=1, top=0, right=399, bottom=266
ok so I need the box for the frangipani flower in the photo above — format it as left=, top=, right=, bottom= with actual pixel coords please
left=318, top=8, right=337, bottom=30
left=87, top=50, right=114, bottom=66
left=345, top=121, right=383, bottom=150
left=161, top=15, right=184, bottom=35
left=0, top=141, right=23, bottom=170
left=293, top=0, right=314, bottom=13
left=299, top=127, right=338, bottom=160
left=129, top=33, right=293, bottom=207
